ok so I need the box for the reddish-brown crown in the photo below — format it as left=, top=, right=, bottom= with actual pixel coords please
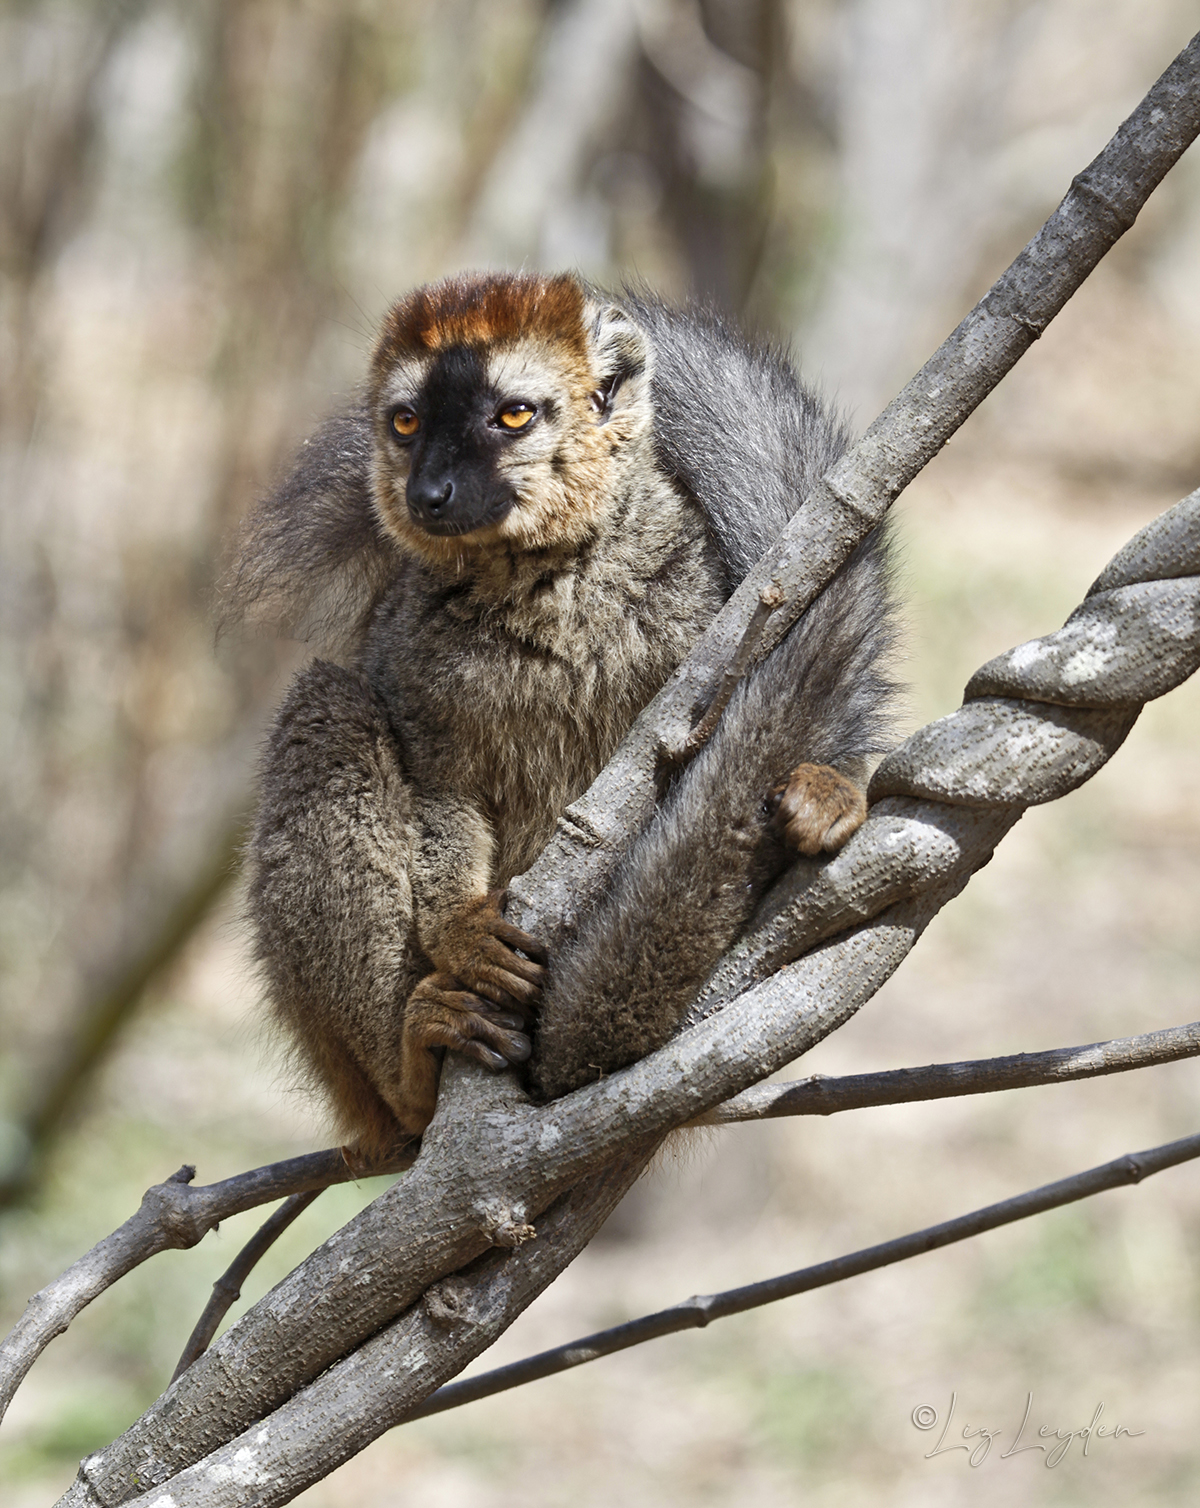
left=372, top=272, right=589, bottom=372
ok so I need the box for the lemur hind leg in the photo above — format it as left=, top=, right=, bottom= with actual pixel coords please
left=250, top=660, right=540, bottom=1157
left=251, top=659, right=428, bottom=1164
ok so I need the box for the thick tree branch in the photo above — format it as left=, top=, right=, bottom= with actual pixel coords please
left=48, top=502, right=1200, bottom=1504
left=98, top=1144, right=665, bottom=1508
left=66, top=482, right=1200, bottom=1505
left=693, top=1020, right=1200, bottom=1123
left=171, top=1190, right=324, bottom=1383
left=405, top=1129, right=1200, bottom=1422
left=102, top=1126, right=1200, bottom=1508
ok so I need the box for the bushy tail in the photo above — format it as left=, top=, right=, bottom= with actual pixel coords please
left=216, top=406, right=398, bottom=657
left=531, top=527, right=898, bottom=1100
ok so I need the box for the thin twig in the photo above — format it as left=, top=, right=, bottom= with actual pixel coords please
left=171, top=1190, right=324, bottom=1383
left=0, top=1146, right=410, bottom=1422
left=693, top=1020, right=1200, bottom=1123
left=659, top=584, right=784, bottom=770
left=405, top=1129, right=1200, bottom=1421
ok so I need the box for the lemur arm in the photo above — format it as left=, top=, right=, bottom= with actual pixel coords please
left=409, top=791, right=547, bottom=1012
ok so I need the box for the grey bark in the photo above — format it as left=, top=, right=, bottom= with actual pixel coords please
left=170, top=1191, right=325, bottom=1384
left=403, top=1129, right=1200, bottom=1423
left=0, top=1148, right=410, bottom=1423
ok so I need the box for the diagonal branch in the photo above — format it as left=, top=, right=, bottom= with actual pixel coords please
left=171, top=1190, right=325, bottom=1383
left=107, top=1126, right=1200, bottom=1508
left=0, top=1147, right=410, bottom=1422
left=74, top=481, right=1200, bottom=1508
left=116, top=1142, right=664, bottom=1508
left=694, top=1020, right=1200, bottom=1123
left=47, top=492, right=1200, bottom=1507
left=507, top=27, right=1200, bottom=947
left=405, top=1129, right=1200, bottom=1421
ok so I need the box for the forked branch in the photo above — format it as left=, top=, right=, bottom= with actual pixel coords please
left=0, top=1147, right=411, bottom=1421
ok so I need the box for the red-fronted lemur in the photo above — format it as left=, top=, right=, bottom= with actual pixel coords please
left=224, top=272, right=896, bottom=1164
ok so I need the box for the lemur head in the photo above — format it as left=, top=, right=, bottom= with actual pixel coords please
left=367, top=271, right=652, bottom=566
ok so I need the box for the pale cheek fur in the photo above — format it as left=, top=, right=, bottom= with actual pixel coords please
left=497, top=404, right=616, bottom=548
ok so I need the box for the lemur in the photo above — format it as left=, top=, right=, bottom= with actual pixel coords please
left=224, top=271, right=896, bottom=1164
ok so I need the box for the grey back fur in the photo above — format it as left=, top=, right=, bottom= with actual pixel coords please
left=625, top=289, right=852, bottom=587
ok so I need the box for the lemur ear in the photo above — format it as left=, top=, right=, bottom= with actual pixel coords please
left=584, top=301, right=651, bottom=422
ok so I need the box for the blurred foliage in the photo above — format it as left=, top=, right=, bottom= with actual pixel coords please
left=751, top=1364, right=873, bottom=1466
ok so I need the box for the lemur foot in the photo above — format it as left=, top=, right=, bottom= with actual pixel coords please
left=408, top=972, right=532, bottom=1068
left=395, top=971, right=534, bottom=1134
left=772, top=762, right=867, bottom=856
left=430, top=889, right=548, bottom=1012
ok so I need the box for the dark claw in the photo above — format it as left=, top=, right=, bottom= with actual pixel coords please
left=463, top=1041, right=508, bottom=1071
left=499, top=1030, right=532, bottom=1064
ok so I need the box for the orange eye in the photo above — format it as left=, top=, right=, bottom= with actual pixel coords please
left=498, top=404, right=535, bottom=430
left=391, top=408, right=419, bottom=437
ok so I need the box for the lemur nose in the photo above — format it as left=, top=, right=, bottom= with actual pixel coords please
left=409, top=476, right=454, bottom=516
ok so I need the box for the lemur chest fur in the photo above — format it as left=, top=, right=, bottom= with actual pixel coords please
left=359, top=477, right=726, bottom=880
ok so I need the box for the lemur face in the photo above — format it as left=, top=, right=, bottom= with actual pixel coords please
left=368, top=272, right=650, bottom=565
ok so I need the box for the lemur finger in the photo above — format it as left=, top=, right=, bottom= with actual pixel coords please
left=468, top=976, right=534, bottom=1014
left=427, top=995, right=531, bottom=1067
left=489, top=918, right=550, bottom=964
left=459, top=1040, right=509, bottom=1071
left=479, top=965, right=542, bottom=1006
left=458, top=1001, right=533, bottom=1060
left=463, top=1015, right=532, bottom=1065
left=477, top=936, right=547, bottom=985
left=476, top=1009, right=526, bottom=1032
left=495, top=1029, right=532, bottom=1063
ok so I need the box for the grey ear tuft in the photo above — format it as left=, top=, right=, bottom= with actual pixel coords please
left=586, top=302, right=651, bottom=393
